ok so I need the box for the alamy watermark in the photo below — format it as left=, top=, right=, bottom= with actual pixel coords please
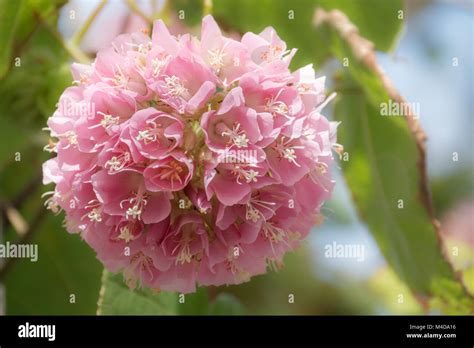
left=380, top=99, right=420, bottom=119
left=56, top=97, right=95, bottom=117
left=216, top=149, right=263, bottom=164
left=18, top=322, right=55, bottom=341
left=324, top=241, right=365, bottom=262
left=0, top=242, right=38, bottom=262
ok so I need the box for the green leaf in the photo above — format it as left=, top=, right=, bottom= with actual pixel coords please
left=97, top=271, right=211, bottom=315
left=5, top=213, right=102, bottom=314
left=97, top=271, right=178, bottom=315
left=0, top=0, right=23, bottom=77
left=333, top=77, right=473, bottom=313
left=210, top=0, right=403, bottom=67
left=316, top=9, right=473, bottom=313
left=209, top=293, right=245, bottom=315
left=98, top=270, right=247, bottom=315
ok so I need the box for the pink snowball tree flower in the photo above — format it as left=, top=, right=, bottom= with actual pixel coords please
left=42, top=15, right=340, bottom=293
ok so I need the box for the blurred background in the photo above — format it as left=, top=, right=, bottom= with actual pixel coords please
left=0, top=0, right=472, bottom=315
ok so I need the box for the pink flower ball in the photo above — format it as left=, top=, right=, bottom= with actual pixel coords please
left=42, top=15, right=339, bottom=293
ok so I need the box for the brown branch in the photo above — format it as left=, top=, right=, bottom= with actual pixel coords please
left=72, top=0, right=108, bottom=45
left=0, top=172, right=45, bottom=279
left=4, top=205, right=28, bottom=236
left=12, top=174, right=42, bottom=208
left=0, top=169, right=47, bottom=279
left=0, top=174, right=42, bottom=232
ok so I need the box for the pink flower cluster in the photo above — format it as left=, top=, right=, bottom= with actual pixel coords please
left=42, top=16, right=339, bottom=293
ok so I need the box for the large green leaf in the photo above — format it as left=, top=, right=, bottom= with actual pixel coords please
left=4, top=213, right=102, bottom=314
left=97, top=271, right=178, bottom=315
left=316, top=9, right=473, bottom=313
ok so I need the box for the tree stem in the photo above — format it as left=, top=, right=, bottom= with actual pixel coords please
left=40, top=16, right=91, bottom=64
left=203, top=0, right=213, bottom=16
left=126, top=0, right=153, bottom=24
left=72, top=0, right=108, bottom=45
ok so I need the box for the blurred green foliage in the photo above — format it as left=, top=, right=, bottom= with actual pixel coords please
left=0, top=27, right=71, bottom=125
left=222, top=247, right=379, bottom=315
left=431, top=169, right=474, bottom=216
left=0, top=0, right=23, bottom=78
left=0, top=0, right=66, bottom=78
